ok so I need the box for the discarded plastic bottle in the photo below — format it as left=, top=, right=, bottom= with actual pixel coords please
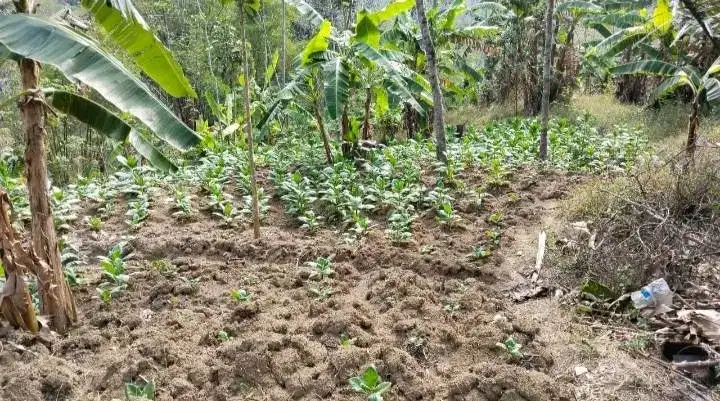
left=631, top=278, right=672, bottom=310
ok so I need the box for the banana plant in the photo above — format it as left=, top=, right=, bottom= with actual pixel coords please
left=259, top=0, right=432, bottom=158
left=610, top=58, right=720, bottom=157
left=0, top=0, right=197, bottom=334
left=0, top=9, right=200, bottom=171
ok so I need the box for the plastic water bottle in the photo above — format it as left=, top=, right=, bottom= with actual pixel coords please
left=631, top=278, right=672, bottom=310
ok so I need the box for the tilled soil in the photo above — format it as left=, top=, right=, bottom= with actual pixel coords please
left=0, top=170, right=689, bottom=401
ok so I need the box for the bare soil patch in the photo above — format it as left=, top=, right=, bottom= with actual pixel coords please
left=0, top=169, right=695, bottom=400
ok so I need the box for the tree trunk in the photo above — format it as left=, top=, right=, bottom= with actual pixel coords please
left=240, top=5, right=261, bottom=239
left=314, top=102, right=334, bottom=164
left=686, top=96, right=701, bottom=158
left=14, top=0, right=76, bottom=334
left=281, top=0, right=286, bottom=85
left=539, top=0, right=555, bottom=160
left=0, top=191, right=39, bottom=333
left=415, top=0, right=446, bottom=163
left=362, top=87, right=372, bottom=141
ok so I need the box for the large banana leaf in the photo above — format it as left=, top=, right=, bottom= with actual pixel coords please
left=286, top=0, right=325, bottom=27
left=706, top=78, right=720, bottom=104
left=44, top=90, right=176, bottom=171
left=301, top=20, right=331, bottom=65
left=0, top=15, right=200, bottom=150
left=555, top=1, right=602, bottom=15
left=355, top=0, right=415, bottom=47
left=323, top=57, right=351, bottom=120
left=652, top=0, right=672, bottom=34
left=256, top=69, right=311, bottom=131
left=128, top=131, right=176, bottom=172
left=45, top=90, right=130, bottom=142
left=438, top=0, right=466, bottom=31
left=610, top=60, right=680, bottom=76
left=595, top=26, right=650, bottom=56
left=650, top=73, right=694, bottom=103
left=82, top=0, right=196, bottom=98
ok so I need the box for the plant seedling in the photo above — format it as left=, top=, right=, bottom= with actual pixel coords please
left=87, top=216, right=103, bottom=232
left=340, top=332, right=356, bottom=348
left=309, top=284, right=333, bottom=300
left=485, top=229, right=502, bottom=248
left=230, top=288, right=252, bottom=302
left=307, top=256, right=334, bottom=280
left=488, top=211, right=504, bottom=225
left=216, top=330, right=233, bottom=342
left=496, top=337, right=523, bottom=359
left=124, top=376, right=155, bottom=400
left=470, top=246, right=492, bottom=260
left=436, top=201, right=456, bottom=224
left=99, top=243, right=129, bottom=286
left=349, top=364, right=392, bottom=401
left=443, top=300, right=461, bottom=314
left=150, top=259, right=176, bottom=276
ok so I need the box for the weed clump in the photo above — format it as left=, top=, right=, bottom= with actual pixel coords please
left=560, top=150, right=720, bottom=292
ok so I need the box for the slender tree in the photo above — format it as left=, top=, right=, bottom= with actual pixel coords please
left=239, top=0, right=262, bottom=239
left=539, top=0, right=555, bottom=160
left=14, top=0, right=77, bottom=333
left=282, top=0, right=287, bottom=84
left=415, top=0, right=447, bottom=163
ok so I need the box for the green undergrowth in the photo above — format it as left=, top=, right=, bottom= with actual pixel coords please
left=0, top=116, right=646, bottom=244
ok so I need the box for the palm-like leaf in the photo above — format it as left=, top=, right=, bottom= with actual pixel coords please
left=301, top=20, right=331, bottom=65
left=45, top=90, right=130, bottom=142
left=555, top=1, right=602, bottom=14
left=44, top=90, right=176, bottom=171
left=650, top=73, right=695, bottom=102
left=0, top=15, right=200, bottom=150
left=609, top=60, right=680, bottom=76
left=323, top=57, right=351, bottom=120
left=595, top=25, right=650, bottom=56
left=82, top=0, right=196, bottom=98
left=706, top=78, right=720, bottom=104
left=286, top=0, right=325, bottom=27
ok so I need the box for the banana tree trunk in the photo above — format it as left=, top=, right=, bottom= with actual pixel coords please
left=539, top=0, right=555, bottom=160
left=686, top=96, right=701, bottom=158
left=0, top=192, right=39, bottom=333
left=19, top=57, right=77, bottom=334
left=415, top=0, right=446, bottom=163
left=240, top=4, right=261, bottom=239
left=313, top=101, right=334, bottom=164
left=362, top=87, right=372, bottom=141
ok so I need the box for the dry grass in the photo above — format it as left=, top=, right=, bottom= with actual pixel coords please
left=561, top=149, right=720, bottom=292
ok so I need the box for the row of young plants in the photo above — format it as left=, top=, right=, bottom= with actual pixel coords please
left=0, top=116, right=646, bottom=245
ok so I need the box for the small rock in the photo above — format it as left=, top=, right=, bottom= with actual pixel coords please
left=574, top=365, right=588, bottom=376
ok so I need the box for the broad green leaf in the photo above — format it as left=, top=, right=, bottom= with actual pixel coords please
left=610, top=60, right=679, bottom=76
left=374, top=87, right=389, bottom=116
left=372, top=0, right=415, bottom=23
left=448, top=24, right=500, bottom=40
left=265, top=50, right=280, bottom=87
left=458, top=60, right=483, bottom=82
left=42, top=90, right=177, bottom=172
left=128, top=130, right=176, bottom=172
left=44, top=90, right=130, bottom=141
left=323, top=57, right=351, bottom=120
left=650, top=73, right=693, bottom=102
left=595, top=26, right=650, bottom=56
left=302, top=20, right=331, bottom=65
left=286, top=0, right=325, bottom=27
left=587, top=22, right=612, bottom=38
left=362, top=365, right=380, bottom=387
left=439, top=0, right=466, bottom=31
left=706, top=78, right=720, bottom=104
left=652, top=0, right=672, bottom=34
left=0, top=15, right=200, bottom=150
left=706, top=57, right=720, bottom=78
left=349, top=377, right=364, bottom=392
left=355, top=11, right=382, bottom=47
left=82, top=0, right=196, bottom=98
left=556, top=1, right=602, bottom=15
